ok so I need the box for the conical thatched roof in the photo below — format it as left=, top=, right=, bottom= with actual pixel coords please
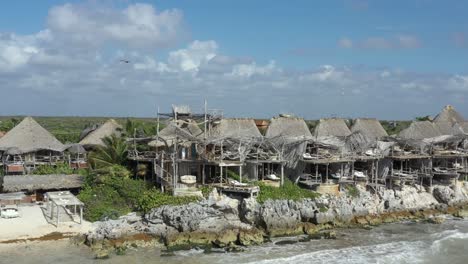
left=208, top=118, right=262, bottom=140
left=314, top=118, right=351, bottom=138
left=0, top=117, right=65, bottom=154
left=350, top=118, right=388, bottom=141
left=399, top=121, right=441, bottom=140
left=265, top=117, right=312, bottom=139
left=148, top=119, right=203, bottom=147
left=433, top=121, right=457, bottom=136
left=434, top=105, right=464, bottom=125
left=458, top=122, right=468, bottom=134
left=79, top=119, right=122, bottom=147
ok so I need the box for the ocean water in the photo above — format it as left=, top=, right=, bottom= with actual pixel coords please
left=1, top=218, right=467, bottom=264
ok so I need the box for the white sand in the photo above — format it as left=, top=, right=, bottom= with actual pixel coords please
left=0, top=204, right=93, bottom=242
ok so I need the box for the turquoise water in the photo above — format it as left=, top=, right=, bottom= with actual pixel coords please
left=1, top=218, right=467, bottom=264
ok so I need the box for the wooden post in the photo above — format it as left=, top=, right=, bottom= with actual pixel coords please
left=56, top=204, right=59, bottom=227
left=239, top=165, right=243, bottom=183
left=80, top=206, right=83, bottom=224
left=202, top=163, right=206, bottom=185
left=325, top=164, right=329, bottom=183
left=280, top=163, right=284, bottom=187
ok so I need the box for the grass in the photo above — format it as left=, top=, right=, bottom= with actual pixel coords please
left=256, top=179, right=320, bottom=204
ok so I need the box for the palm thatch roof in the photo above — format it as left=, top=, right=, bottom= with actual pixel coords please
left=398, top=121, right=442, bottom=140
left=148, top=119, right=203, bottom=147
left=350, top=118, right=388, bottom=141
left=457, top=121, right=468, bottom=134
left=314, top=118, right=351, bottom=138
left=208, top=118, right=262, bottom=140
left=79, top=119, right=122, bottom=147
left=434, top=105, right=464, bottom=125
left=2, top=174, right=84, bottom=192
left=433, top=121, right=457, bottom=136
left=265, top=117, right=312, bottom=139
left=0, top=117, right=65, bottom=154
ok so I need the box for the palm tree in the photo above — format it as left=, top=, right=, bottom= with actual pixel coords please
left=88, top=134, right=128, bottom=169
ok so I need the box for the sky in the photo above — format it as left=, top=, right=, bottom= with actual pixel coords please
left=0, top=0, right=468, bottom=120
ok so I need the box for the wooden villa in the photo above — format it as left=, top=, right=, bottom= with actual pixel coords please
left=350, top=118, right=389, bottom=189
left=0, top=117, right=66, bottom=175
left=203, top=118, right=262, bottom=197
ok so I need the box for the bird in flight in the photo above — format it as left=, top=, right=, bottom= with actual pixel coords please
left=120, top=59, right=130, bottom=63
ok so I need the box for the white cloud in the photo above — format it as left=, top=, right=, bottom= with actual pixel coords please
left=227, top=60, right=278, bottom=78
left=167, top=40, right=218, bottom=71
left=47, top=3, right=184, bottom=48
left=447, top=75, right=468, bottom=91
left=0, top=2, right=466, bottom=119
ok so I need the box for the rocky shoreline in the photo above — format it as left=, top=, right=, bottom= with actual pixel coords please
left=83, top=182, right=468, bottom=258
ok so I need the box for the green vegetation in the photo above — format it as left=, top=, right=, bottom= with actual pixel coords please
left=88, top=135, right=129, bottom=169
left=226, top=169, right=242, bottom=182
left=345, top=185, right=360, bottom=198
left=33, top=162, right=75, bottom=175
left=319, top=205, right=328, bottom=213
left=415, top=115, right=431, bottom=121
left=0, top=118, right=20, bottom=132
left=137, top=189, right=200, bottom=213
left=380, top=120, right=411, bottom=136
left=78, top=165, right=198, bottom=221
left=200, top=185, right=215, bottom=198
left=256, top=180, right=320, bottom=204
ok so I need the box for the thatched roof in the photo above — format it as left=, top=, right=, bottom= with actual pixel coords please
left=2, top=174, right=84, bottom=192
left=0, top=117, right=65, bottom=154
left=433, top=121, right=457, bottom=136
left=350, top=118, right=388, bottom=141
left=65, top=144, right=87, bottom=154
left=265, top=117, right=312, bottom=139
left=79, top=119, right=122, bottom=147
left=314, top=118, right=351, bottom=138
left=434, top=105, right=464, bottom=125
left=208, top=118, right=262, bottom=140
left=148, top=119, right=203, bottom=147
left=458, top=122, right=468, bottom=134
left=399, top=121, right=441, bottom=140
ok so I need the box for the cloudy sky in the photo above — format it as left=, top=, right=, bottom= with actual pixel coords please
left=0, top=0, right=467, bottom=120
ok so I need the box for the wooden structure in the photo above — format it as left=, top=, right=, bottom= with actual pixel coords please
left=44, top=191, right=84, bottom=226
left=0, top=117, right=66, bottom=175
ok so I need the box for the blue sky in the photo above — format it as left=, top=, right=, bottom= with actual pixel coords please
left=0, top=0, right=467, bottom=119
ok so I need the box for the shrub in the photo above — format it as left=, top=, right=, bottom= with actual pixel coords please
left=226, top=169, right=241, bottom=182
left=78, top=184, right=131, bottom=222
left=256, top=179, right=320, bottom=204
left=345, top=185, right=360, bottom=198
left=200, top=185, right=215, bottom=198
left=34, top=163, right=74, bottom=175
left=137, top=188, right=200, bottom=213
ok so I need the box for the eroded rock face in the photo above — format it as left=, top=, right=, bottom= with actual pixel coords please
left=85, top=183, right=468, bottom=253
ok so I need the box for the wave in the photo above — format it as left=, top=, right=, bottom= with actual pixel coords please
left=248, top=230, right=468, bottom=264
left=248, top=241, right=427, bottom=264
